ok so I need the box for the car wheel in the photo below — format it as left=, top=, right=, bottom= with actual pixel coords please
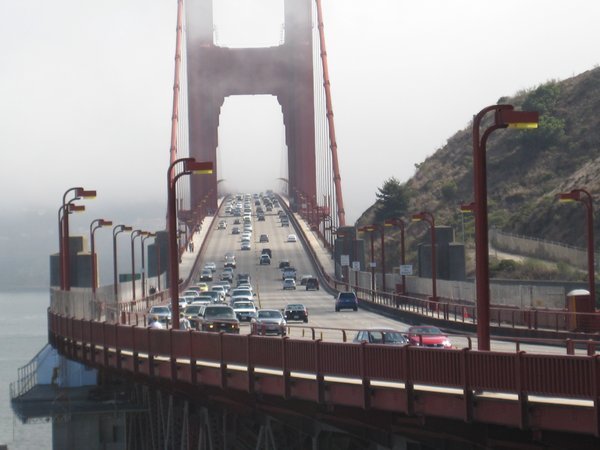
left=303, top=318, right=308, bottom=323
left=353, top=307, right=358, bottom=311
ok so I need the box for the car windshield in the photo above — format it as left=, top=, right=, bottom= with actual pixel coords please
left=204, top=307, right=235, bottom=319
left=258, top=310, right=282, bottom=319
left=185, top=306, right=202, bottom=314
left=233, top=302, right=254, bottom=309
left=286, top=304, right=304, bottom=311
left=381, top=332, right=406, bottom=343
left=339, top=293, right=356, bottom=300
left=410, top=326, right=442, bottom=335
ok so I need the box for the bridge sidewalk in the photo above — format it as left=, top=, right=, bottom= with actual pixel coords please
left=179, top=213, right=216, bottom=283
left=291, top=212, right=335, bottom=277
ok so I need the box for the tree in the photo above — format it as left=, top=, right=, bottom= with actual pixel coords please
left=374, top=177, right=410, bottom=222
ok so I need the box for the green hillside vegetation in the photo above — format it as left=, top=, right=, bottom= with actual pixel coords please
left=357, top=67, right=600, bottom=279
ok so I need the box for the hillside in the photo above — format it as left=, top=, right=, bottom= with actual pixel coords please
left=357, top=67, right=600, bottom=275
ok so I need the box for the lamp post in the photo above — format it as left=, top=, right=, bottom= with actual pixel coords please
left=113, top=224, right=133, bottom=300
left=558, top=189, right=595, bottom=304
left=365, top=224, right=386, bottom=292
left=61, top=187, right=96, bottom=290
left=358, top=226, right=376, bottom=291
left=89, top=219, right=112, bottom=294
left=168, top=157, right=213, bottom=329
left=141, top=233, right=156, bottom=298
left=411, top=211, right=437, bottom=303
left=57, top=201, right=84, bottom=289
left=473, top=104, right=538, bottom=350
left=384, top=218, right=406, bottom=294
left=130, top=230, right=148, bottom=300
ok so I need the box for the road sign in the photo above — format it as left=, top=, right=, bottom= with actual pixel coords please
left=400, top=264, right=413, bottom=276
left=352, top=261, right=360, bottom=271
left=369, top=262, right=376, bottom=268
left=340, top=254, right=350, bottom=266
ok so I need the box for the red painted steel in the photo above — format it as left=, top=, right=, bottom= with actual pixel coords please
left=315, top=0, right=345, bottom=226
left=185, top=0, right=317, bottom=211
left=49, top=311, right=600, bottom=437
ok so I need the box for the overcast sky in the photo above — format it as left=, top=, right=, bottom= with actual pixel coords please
left=1, top=0, right=600, bottom=226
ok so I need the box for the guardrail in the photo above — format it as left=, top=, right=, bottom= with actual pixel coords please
left=48, top=309, right=600, bottom=437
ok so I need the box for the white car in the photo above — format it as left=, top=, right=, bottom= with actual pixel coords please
left=287, top=234, right=297, bottom=243
left=232, top=300, right=257, bottom=321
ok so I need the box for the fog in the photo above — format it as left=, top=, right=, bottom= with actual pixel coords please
left=1, top=0, right=599, bottom=286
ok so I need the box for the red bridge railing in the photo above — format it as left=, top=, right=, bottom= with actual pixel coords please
left=48, top=310, right=600, bottom=437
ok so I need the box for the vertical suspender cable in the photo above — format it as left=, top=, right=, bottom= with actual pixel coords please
left=169, top=0, right=184, bottom=169
left=315, top=0, right=345, bottom=226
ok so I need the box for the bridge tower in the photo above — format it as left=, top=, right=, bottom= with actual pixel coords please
left=185, top=0, right=316, bottom=211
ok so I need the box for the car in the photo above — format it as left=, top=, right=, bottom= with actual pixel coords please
left=353, top=329, right=408, bottom=345
left=182, top=304, right=206, bottom=320
left=194, top=304, right=240, bottom=333
left=282, top=267, right=297, bottom=280
left=217, top=221, right=227, bottom=230
left=407, top=326, right=452, bottom=348
left=287, top=234, right=297, bottom=242
left=213, top=280, right=231, bottom=294
left=190, top=297, right=212, bottom=306
left=237, top=273, right=251, bottom=285
left=305, top=277, right=320, bottom=291
left=182, top=288, right=201, bottom=297
left=231, top=227, right=240, bottom=235
left=220, top=271, right=233, bottom=282
left=283, top=278, right=296, bottom=290
left=278, top=260, right=290, bottom=269
left=281, top=220, right=289, bottom=227
left=232, top=300, right=257, bottom=321
left=335, top=291, right=358, bottom=312
left=224, top=254, right=236, bottom=268
left=202, top=291, right=222, bottom=303
left=241, top=242, right=251, bottom=251
left=149, top=305, right=171, bottom=324
left=204, top=262, right=217, bottom=272
left=257, top=214, right=265, bottom=221
left=259, top=254, right=271, bottom=265
left=259, top=234, right=269, bottom=243
left=231, top=287, right=254, bottom=299
left=284, top=303, right=308, bottom=322
left=261, top=248, right=272, bottom=258
left=299, top=275, right=313, bottom=286
left=199, top=269, right=213, bottom=282
left=210, top=285, right=227, bottom=301
left=193, top=282, right=209, bottom=292
left=251, top=309, right=287, bottom=336
left=233, top=218, right=241, bottom=225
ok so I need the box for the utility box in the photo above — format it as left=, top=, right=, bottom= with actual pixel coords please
left=566, top=289, right=594, bottom=331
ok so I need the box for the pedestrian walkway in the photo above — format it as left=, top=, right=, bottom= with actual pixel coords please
left=291, top=212, right=335, bottom=277
left=179, top=213, right=217, bottom=283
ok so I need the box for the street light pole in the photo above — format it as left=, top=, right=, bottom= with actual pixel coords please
left=473, top=104, right=538, bottom=350
left=558, top=189, right=595, bottom=304
left=168, top=157, right=213, bottom=329
left=412, top=212, right=437, bottom=303
left=60, top=187, right=96, bottom=290
left=358, top=226, right=376, bottom=291
left=89, top=219, right=112, bottom=294
left=113, top=224, right=132, bottom=301
left=384, top=218, right=406, bottom=294
left=130, top=230, right=147, bottom=300
left=141, top=233, right=156, bottom=298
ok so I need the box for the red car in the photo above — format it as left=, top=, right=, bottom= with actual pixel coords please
left=407, top=326, right=452, bottom=348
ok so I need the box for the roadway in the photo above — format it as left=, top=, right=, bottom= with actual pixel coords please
left=195, top=195, right=414, bottom=341
left=179, top=194, right=591, bottom=356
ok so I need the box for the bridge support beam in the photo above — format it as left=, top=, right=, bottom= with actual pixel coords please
left=185, top=0, right=317, bottom=212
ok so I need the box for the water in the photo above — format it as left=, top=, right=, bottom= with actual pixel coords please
left=0, top=289, right=52, bottom=449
